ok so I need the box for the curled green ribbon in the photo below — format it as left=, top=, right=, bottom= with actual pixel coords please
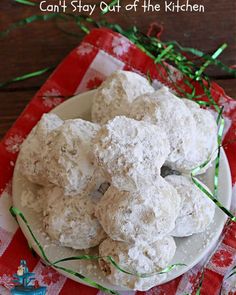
left=0, top=14, right=66, bottom=38
left=191, top=110, right=236, bottom=223
left=14, top=0, right=36, bottom=6
left=228, top=265, right=236, bottom=278
left=101, top=0, right=119, bottom=15
left=195, top=272, right=204, bottom=295
left=53, top=255, right=185, bottom=279
left=0, top=14, right=235, bottom=92
left=195, top=44, right=228, bottom=80
left=0, top=67, right=54, bottom=88
left=9, top=206, right=119, bottom=295
left=1, top=9, right=235, bottom=227
left=9, top=206, right=185, bottom=293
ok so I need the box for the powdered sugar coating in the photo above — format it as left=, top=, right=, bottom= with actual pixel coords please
left=129, top=87, right=197, bottom=171
left=91, top=70, right=154, bottom=124
left=18, top=113, right=64, bottom=185
left=21, top=188, right=44, bottom=213
left=43, top=186, right=106, bottom=249
left=42, top=119, right=100, bottom=196
left=165, top=175, right=215, bottom=237
left=95, top=180, right=181, bottom=243
left=99, top=237, right=176, bottom=291
left=92, top=116, right=170, bottom=191
left=181, top=99, right=218, bottom=173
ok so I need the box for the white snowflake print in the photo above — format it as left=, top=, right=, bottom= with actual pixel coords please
left=111, top=36, right=130, bottom=56
left=42, top=89, right=63, bottom=108
left=0, top=274, right=14, bottom=289
left=168, top=65, right=183, bottom=83
left=77, top=42, right=94, bottom=56
left=218, top=95, right=236, bottom=114
left=5, top=135, right=24, bottom=154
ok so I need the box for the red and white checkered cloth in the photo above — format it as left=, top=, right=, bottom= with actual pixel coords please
left=0, top=28, right=236, bottom=295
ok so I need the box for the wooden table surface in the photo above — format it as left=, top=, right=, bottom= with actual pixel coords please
left=0, top=0, right=236, bottom=139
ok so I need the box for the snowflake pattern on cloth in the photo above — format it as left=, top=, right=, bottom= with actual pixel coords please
left=1, top=28, right=236, bottom=295
left=4, top=135, right=24, bottom=154
left=86, top=76, right=103, bottom=90
left=207, top=243, right=236, bottom=276
left=111, top=36, right=130, bottom=56
left=212, top=250, right=234, bottom=268
left=167, top=65, right=184, bottom=83
left=42, top=89, right=63, bottom=108
left=0, top=274, right=14, bottom=290
left=32, top=261, right=66, bottom=294
left=77, top=42, right=94, bottom=56
left=40, top=266, right=61, bottom=285
left=219, top=95, right=236, bottom=115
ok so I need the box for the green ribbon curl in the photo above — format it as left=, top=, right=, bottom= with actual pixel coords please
left=9, top=206, right=184, bottom=293
left=101, top=0, right=119, bottom=15
left=1, top=11, right=236, bottom=227
left=0, top=67, right=54, bottom=88
left=228, top=265, right=236, bottom=278
left=191, top=112, right=236, bottom=222
left=14, top=0, right=36, bottom=6
left=0, top=14, right=65, bottom=38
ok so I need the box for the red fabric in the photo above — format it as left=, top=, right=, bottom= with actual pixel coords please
left=0, top=28, right=236, bottom=295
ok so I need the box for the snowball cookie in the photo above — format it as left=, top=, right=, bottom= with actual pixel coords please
left=93, top=116, right=170, bottom=191
left=43, top=186, right=106, bottom=249
left=42, top=119, right=100, bottom=196
left=95, top=180, right=181, bottom=243
left=165, top=175, right=215, bottom=237
left=99, top=237, right=176, bottom=291
left=182, top=99, right=218, bottom=173
left=129, top=87, right=198, bottom=173
left=91, top=70, right=154, bottom=124
left=18, top=113, right=64, bottom=185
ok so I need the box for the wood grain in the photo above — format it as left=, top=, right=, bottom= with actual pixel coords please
left=0, top=0, right=235, bottom=139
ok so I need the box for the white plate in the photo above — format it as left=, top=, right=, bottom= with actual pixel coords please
left=12, top=90, right=232, bottom=291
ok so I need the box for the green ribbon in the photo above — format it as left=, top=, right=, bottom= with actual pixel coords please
left=189, top=98, right=236, bottom=223
left=0, top=14, right=65, bottom=38
left=9, top=207, right=119, bottom=295
left=195, top=272, right=204, bottom=295
left=107, top=258, right=185, bottom=278
left=1, top=10, right=235, bottom=227
left=165, top=40, right=236, bottom=77
left=0, top=14, right=235, bottom=92
left=0, top=67, right=54, bottom=88
left=9, top=206, right=185, bottom=293
left=191, top=143, right=236, bottom=223
left=195, top=44, right=228, bottom=80
left=155, top=44, right=174, bottom=64
left=228, top=266, right=236, bottom=278
left=146, top=70, right=153, bottom=85
left=213, top=108, right=225, bottom=197
left=14, top=0, right=36, bottom=6
left=50, top=264, right=119, bottom=294
left=101, top=0, right=119, bottom=15
left=53, top=255, right=185, bottom=279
